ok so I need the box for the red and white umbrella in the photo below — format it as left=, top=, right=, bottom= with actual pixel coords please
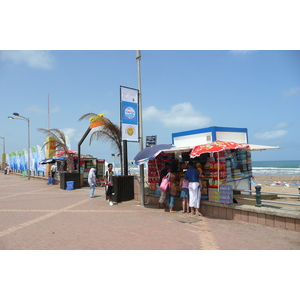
left=190, top=140, right=249, bottom=191
left=56, top=150, right=77, bottom=157
left=190, top=140, right=249, bottom=158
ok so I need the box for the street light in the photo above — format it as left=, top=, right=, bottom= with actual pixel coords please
left=111, top=153, right=120, bottom=173
left=0, top=136, right=5, bottom=169
left=8, top=113, right=30, bottom=180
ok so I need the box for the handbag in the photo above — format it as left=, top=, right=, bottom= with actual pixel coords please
left=160, top=173, right=170, bottom=192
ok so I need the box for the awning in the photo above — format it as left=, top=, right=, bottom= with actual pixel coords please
left=242, top=144, right=280, bottom=151
left=160, top=147, right=194, bottom=154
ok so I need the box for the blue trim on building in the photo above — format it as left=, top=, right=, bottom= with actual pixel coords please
left=172, top=126, right=248, bottom=144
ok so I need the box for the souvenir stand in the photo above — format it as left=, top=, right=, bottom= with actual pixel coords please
left=96, top=159, right=106, bottom=186
left=146, top=127, right=253, bottom=204
left=79, top=157, right=97, bottom=186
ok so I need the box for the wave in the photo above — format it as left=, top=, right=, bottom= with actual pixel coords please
left=252, top=167, right=300, bottom=176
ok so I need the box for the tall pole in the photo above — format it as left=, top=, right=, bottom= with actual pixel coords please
left=0, top=137, right=5, bottom=169
left=48, top=93, right=50, bottom=130
left=28, top=118, right=30, bottom=180
left=136, top=50, right=145, bottom=205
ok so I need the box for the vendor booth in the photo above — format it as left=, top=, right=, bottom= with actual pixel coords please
left=139, top=126, right=279, bottom=205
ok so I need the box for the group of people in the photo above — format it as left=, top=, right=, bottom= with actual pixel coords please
left=87, top=160, right=203, bottom=215
left=88, top=163, right=114, bottom=206
left=158, top=161, right=203, bottom=216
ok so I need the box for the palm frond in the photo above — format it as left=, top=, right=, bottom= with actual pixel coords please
left=78, top=113, right=98, bottom=122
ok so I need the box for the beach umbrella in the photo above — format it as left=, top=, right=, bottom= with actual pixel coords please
left=40, top=158, right=56, bottom=164
left=190, top=140, right=249, bottom=158
left=56, top=150, right=77, bottom=157
left=190, top=140, right=249, bottom=191
left=134, top=144, right=174, bottom=165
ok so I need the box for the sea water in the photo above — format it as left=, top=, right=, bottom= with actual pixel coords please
left=252, top=160, right=300, bottom=176
left=127, top=161, right=300, bottom=177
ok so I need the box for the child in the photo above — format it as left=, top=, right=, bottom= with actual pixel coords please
left=180, top=171, right=189, bottom=213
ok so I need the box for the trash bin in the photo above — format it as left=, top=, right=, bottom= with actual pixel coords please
left=112, top=176, right=134, bottom=202
left=60, top=173, right=80, bottom=190
left=66, top=181, right=74, bottom=190
left=47, top=177, right=54, bottom=185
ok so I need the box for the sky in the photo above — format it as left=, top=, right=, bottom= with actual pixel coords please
left=0, top=1, right=299, bottom=165
left=0, top=50, right=299, bottom=163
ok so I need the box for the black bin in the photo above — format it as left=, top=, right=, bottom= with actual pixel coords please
left=112, top=176, right=134, bottom=202
left=60, top=173, right=81, bottom=190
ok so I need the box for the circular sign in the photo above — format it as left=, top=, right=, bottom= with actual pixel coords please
left=125, top=107, right=135, bottom=120
left=126, top=126, right=135, bottom=136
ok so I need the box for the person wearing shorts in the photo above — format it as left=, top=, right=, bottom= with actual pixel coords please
left=105, top=163, right=114, bottom=206
left=180, top=171, right=189, bottom=213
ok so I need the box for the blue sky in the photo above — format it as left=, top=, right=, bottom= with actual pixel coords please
left=0, top=50, right=299, bottom=163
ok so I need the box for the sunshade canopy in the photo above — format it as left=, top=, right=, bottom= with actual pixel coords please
left=56, top=150, right=77, bottom=157
left=190, top=140, right=249, bottom=158
left=134, top=144, right=174, bottom=165
left=40, top=158, right=56, bottom=164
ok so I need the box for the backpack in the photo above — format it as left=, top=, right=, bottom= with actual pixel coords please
left=160, top=173, right=170, bottom=192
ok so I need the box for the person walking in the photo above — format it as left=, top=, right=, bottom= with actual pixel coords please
left=168, top=165, right=180, bottom=213
left=158, top=162, right=171, bottom=209
left=105, top=163, right=114, bottom=206
left=88, top=168, right=97, bottom=198
left=184, top=161, right=202, bottom=216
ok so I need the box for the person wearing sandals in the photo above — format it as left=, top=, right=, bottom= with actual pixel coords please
left=180, top=171, right=189, bottom=213
left=168, top=165, right=180, bottom=213
left=184, top=161, right=202, bottom=216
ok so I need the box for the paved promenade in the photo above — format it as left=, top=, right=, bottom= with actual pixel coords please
left=1, top=174, right=299, bottom=250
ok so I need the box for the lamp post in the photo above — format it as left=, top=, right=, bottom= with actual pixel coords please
left=0, top=136, right=5, bottom=169
left=111, top=153, right=120, bottom=173
left=8, top=113, right=30, bottom=180
left=136, top=50, right=145, bottom=205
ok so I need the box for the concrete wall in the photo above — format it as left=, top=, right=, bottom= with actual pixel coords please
left=134, top=178, right=300, bottom=232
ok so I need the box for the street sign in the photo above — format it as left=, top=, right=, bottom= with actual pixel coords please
left=146, top=135, right=157, bottom=148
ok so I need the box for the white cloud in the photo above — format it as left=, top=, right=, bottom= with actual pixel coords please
left=61, top=128, right=76, bottom=139
left=143, top=102, right=211, bottom=128
left=281, top=86, right=300, bottom=98
left=272, top=122, right=290, bottom=130
left=0, top=50, right=55, bottom=69
left=253, top=130, right=288, bottom=140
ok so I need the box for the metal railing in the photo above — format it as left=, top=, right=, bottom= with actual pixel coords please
left=234, top=186, right=300, bottom=207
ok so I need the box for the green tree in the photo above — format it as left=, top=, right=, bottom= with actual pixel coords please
left=38, top=128, right=73, bottom=172
left=78, top=113, right=122, bottom=173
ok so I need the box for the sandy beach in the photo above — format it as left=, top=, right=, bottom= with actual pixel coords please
left=252, top=175, right=300, bottom=195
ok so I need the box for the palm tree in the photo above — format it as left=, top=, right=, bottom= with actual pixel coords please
left=78, top=113, right=123, bottom=173
left=38, top=128, right=73, bottom=172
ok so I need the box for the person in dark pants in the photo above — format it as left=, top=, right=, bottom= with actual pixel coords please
left=105, top=163, right=114, bottom=206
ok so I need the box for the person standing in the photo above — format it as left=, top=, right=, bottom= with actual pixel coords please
left=158, top=162, right=171, bottom=208
left=184, top=161, right=202, bottom=216
left=105, top=163, right=114, bottom=206
left=88, top=168, right=97, bottom=198
left=51, top=163, right=57, bottom=178
left=180, top=171, right=189, bottom=213
left=168, top=165, right=180, bottom=213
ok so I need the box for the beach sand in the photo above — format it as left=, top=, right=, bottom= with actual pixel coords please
left=252, top=175, right=300, bottom=195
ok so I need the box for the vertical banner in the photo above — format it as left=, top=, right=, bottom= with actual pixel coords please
left=120, top=86, right=139, bottom=142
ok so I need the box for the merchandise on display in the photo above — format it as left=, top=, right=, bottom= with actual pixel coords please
left=146, top=148, right=253, bottom=205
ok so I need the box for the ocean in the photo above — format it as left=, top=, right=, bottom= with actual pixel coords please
left=121, top=160, right=300, bottom=177
left=252, top=160, right=300, bottom=176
